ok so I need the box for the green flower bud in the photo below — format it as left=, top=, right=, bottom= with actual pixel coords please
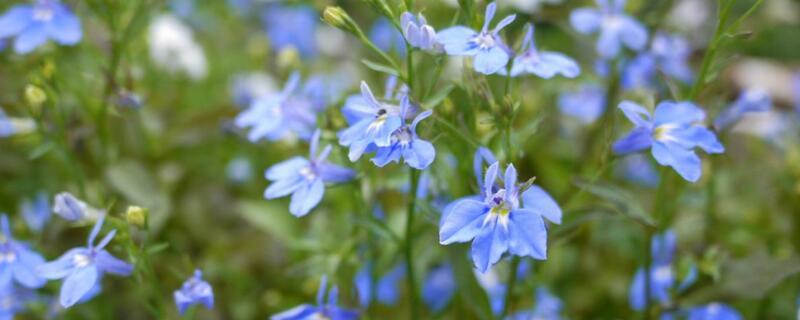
left=125, top=206, right=148, bottom=228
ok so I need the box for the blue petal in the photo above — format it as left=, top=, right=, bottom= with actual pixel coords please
left=503, top=164, right=518, bottom=202
left=619, top=16, right=647, bottom=51
left=326, top=307, right=360, bottom=320
left=422, top=265, right=455, bottom=313
left=376, top=265, right=404, bottom=305
left=687, top=303, right=743, bottom=320
left=270, top=304, right=318, bottom=320
left=537, top=52, right=581, bottom=78
left=317, top=163, right=356, bottom=183
left=492, top=15, right=516, bottom=33
left=265, top=157, right=310, bottom=181
left=354, top=264, right=372, bottom=307
left=470, top=217, right=509, bottom=273
left=288, top=179, right=324, bottom=217
left=264, top=174, right=305, bottom=199
left=14, top=23, right=48, bottom=54
left=521, top=186, right=562, bottom=224
left=670, top=126, right=724, bottom=154
left=596, top=26, right=621, bottom=59
left=653, top=101, right=705, bottom=126
left=338, top=118, right=372, bottom=146
left=473, top=46, right=509, bottom=75
left=12, top=246, right=46, bottom=288
left=38, top=248, right=86, bottom=279
left=60, top=265, right=99, bottom=308
left=651, top=141, right=701, bottom=182
left=46, top=5, right=81, bottom=45
left=439, top=199, right=489, bottom=244
left=629, top=267, right=646, bottom=310
left=569, top=8, right=601, bottom=34
left=403, top=139, right=435, bottom=170
left=437, top=26, right=478, bottom=55
left=0, top=5, right=32, bottom=39
left=371, top=145, right=402, bottom=167
left=94, top=250, right=133, bottom=276
left=506, top=209, right=548, bottom=260
left=651, top=230, right=676, bottom=265
left=371, top=116, right=402, bottom=147
left=612, top=127, right=653, bottom=155
left=619, top=101, right=652, bottom=127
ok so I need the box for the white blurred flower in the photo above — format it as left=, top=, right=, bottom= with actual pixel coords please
left=668, top=0, right=710, bottom=33
left=148, top=14, right=208, bottom=80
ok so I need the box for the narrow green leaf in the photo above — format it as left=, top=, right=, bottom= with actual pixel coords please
left=573, top=180, right=656, bottom=228
left=361, top=59, right=399, bottom=76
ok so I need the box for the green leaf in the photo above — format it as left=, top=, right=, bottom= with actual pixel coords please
left=422, top=83, right=455, bottom=109
left=145, top=242, right=170, bottom=255
left=361, top=59, right=399, bottom=76
left=573, top=180, right=656, bottom=228
left=28, top=141, right=55, bottom=160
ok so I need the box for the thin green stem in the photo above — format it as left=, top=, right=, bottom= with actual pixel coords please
left=359, top=34, right=404, bottom=81
left=405, top=169, right=421, bottom=319
left=406, top=47, right=415, bottom=94
left=499, top=256, right=521, bottom=319
left=688, top=0, right=735, bottom=100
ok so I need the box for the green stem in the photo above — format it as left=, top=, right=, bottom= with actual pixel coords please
left=688, top=0, right=735, bottom=100
left=499, top=256, right=521, bottom=319
left=406, top=47, right=415, bottom=94
left=405, top=169, right=421, bottom=319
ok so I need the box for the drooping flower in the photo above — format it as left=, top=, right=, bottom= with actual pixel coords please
left=507, top=23, right=580, bottom=78
left=148, top=14, right=207, bottom=80
left=174, top=269, right=214, bottom=315
left=354, top=263, right=405, bottom=307
left=263, top=4, right=319, bottom=59
left=338, top=81, right=404, bottom=161
left=0, top=0, right=81, bottom=54
left=612, top=101, right=724, bottom=182
left=570, top=0, right=647, bottom=59
left=52, top=192, right=100, bottom=221
left=422, top=264, right=456, bottom=313
left=401, top=12, right=442, bottom=53
left=437, top=2, right=516, bottom=74
left=234, top=72, right=317, bottom=142
left=21, top=192, right=50, bottom=232
left=264, top=129, right=356, bottom=217
left=714, top=88, right=772, bottom=131
left=370, top=17, right=406, bottom=55
left=558, top=83, right=606, bottom=124
left=622, top=32, right=693, bottom=90
left=271, top=276, right=359, bottom=320
left=508, top=287, right=564, bottom=320
left=0, top=215, right=46, bottom=289
left=371, top=96, right=435, bottom=170
left=439, top=162, right=562, bottom=272
left=37, top=215, right=134, bottom=308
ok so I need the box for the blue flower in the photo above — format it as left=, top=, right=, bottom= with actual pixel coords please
left=52, top=192, right=97, bottom=221
left=230, top=72, right=277, bottom=108
left=262, top=5, right=318, bottom=59
left=354, top=263, right=405, bottom=307
left=439, top=162, right=562, bottom=273
left=629, top=231, right=676, bottom=311
left=558, top=83, right=606, bottom=124
left=622, top=33, right=693, bottom=90
left=0, top=285, right=37, bottom=319
left=612, top=101, right=724, bottom=182
left=235, top=72, right=317, bottom=142
left=617, top=154, right=660, bottom=187
left=0, top=214, right=46, bottom=289
left=371, top=97, right=435, bottom=170
left=0, top=0, right=82, bottom=54
left=507, top=24, right=580, bottom=78
left=714, top=89, right=772, bottom=131
left=271, top=276, right=359, bottom=320
left=370, top=18, right=406, bottom=55
left=264, top=129, right=356, bottom=217
left=475, top=267, right=506, bottom=315
left=21, top=192, right=50, bottom=232
left=570, top=0, right=647, bottom=59
left=422, top=264, right=456, bottom=313
left=174, top=269, right=214, bottom=315
left=37, top=215, right=133, bottom=308
left=508, top=287, right=563, bottom=320
left=0, top=107, right=15, bottom=138
left=794, top=73, right=800, bottom=116
left=338, top=81, right=404, bottom=161
left=401, top=12, right=442, bottom=53
left=662, top=303, right=742, bottom=320
left=437, top=2, right=516, bottom=74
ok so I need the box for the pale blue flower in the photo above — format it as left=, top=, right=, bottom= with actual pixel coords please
left=794, top=73, right=800, bottom=116
left=558, top=83, right=606, bottom=124
left=21, top=192, right=50, bottom=232
left=437, top=2, right=516, bottom=74
left=612, top=101, right=724, bottom=182
left=401, top=12, right=442, bottom=52
left=570, top=0, right=647, bottom=59
left=0, top=214, right=46, bottom=289
left=52, top=192, right=94, bottom=221
left=0, top=285, right=37, bottom=320
left=174, top=269, right=214, bottom=315
left=475, top=267, right=506, bottom=315
left=617, top=154, right=659, bottom=187
left=338, top=82, right=404, bottom=161
left=662, top=303, right=743, bottom=320
left=271, top=276, right=359, bottom=320
left=354, top=263, right=405, bottom=307
left=422, top=264, right=456, bottom=313
left=235, top=72, right=317, bottom=142
left=370, top=18, right=406, bottom=55
left=629, top=231, right=676, bottom=311
left=622, top=33, right=693, bottom=90
left=226, top=156, right=253, bottom=183
left=262, top=5, right=318, bottom=58
left=37, top=215, right=133, bottom=308
left=507, top=24, right=580, bottom=78
left=0, top=107, right=14, bottom=138
left=0, top=0, right=82, bottom=54
left=714, top=89, right=772, bottom=130
left=439, top=162, right=562, bottom=272
left=230, top=72, right=277, bottom=108
left=371, top=96, right=435, bottom=170
left=264, top=129, right=356, bottom=217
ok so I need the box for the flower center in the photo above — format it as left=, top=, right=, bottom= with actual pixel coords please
left=0, top=251, right=17, bottom=263
left=488, top=189, right=511, bottom=217
left=652, top=265, right=672, bottom=282
left=603, top=15, right=622, bottom=30
left=393, top=126, right=413, bottom=146
left=473, top=32, right=496, bottom=50
left=72, top=253, right=92, bottom=268
left=299, top=166, right=317, bottom=181
left=33, top=6, right=54, bottom=22
left=653, top=124, right=676, bottom=141
left=311, top=312, right=331, bottom=320
left=367, top=114, right=388, bottom=133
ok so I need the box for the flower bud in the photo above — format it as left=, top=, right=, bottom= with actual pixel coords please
left=322, top=6, right=362, bottom=37
left=25, top=84, right=47, bottom=109
left=125, top=206, right=148, bottom=228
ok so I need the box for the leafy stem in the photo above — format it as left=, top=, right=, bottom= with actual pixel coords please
left=405, top=168, right=421, bottom=319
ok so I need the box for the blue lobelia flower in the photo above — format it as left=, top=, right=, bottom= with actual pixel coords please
left=262, top=5, right=318, bottom=59
left=629, top=231, right=676, bottom=311
left=558, top=83, right=606, bottom=124
left=507, top=23, right=580, bottom=78
left=174, top=269, right=214, bottom=315
left=622, top=33, right=693, bottom=90
left=37, top=214, right=133, bottom=308
left=661, top=303, right=743, bottom=320
left=714, top=88, right=772, bottom=131
left=612, top=100, right=724, bottom=182
left=617, top=154, right=660, bottom=187
left=0, top=0, right=82, bottom=54
left=271, top=276, right=359, bottom=320
left=0, top=214, right=46, bottom=289
left=264, top=129, right=355, bottom=217
left=354, top=263, right=405, bottom=307
left=371, top=96, right=435, bottom=170
left=370, top=18, right=406, bottom=55
left=338, top=81, right=404, bottom=162
left=570, top=0, right=647, bottom=59
left=235, top=72, right=317, bottom=143
left=52, top=192, right=100, bottom=221
left=0, top=285, right=37, bottom=319
left=439, top=162, right=562, bottom=273
left=401, top=12, right=442, bottom=53
left=422, top=264, right=456, bottom=313
left=437, top=2, right=516, bottom=75
left=508, top=287, right=563, bottom=320
left=21, top=192, right=50, bottom=232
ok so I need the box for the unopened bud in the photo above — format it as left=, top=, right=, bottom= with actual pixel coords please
left=25, top=85, right=47, bottom=109
left=125, top=206, right=148, bottom=228
left=322, top=6, right=362, bottom=36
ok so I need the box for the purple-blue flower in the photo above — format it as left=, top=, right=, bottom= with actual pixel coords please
left=264, top=129, right=356, bottom=217
left=629, top=231, right=676, bottom=311
left=338, top=81, right=404, bottom=162
left=612, top=101, right=724, bottom=182
left=0, top=0, right=82, bottom=54
left=401, top=12, right=442, bottom=53
left=354, top=263, right=405, bottom=307
left=235, top=72, right=317, bottom=142
left=439, top=161, right=562, bottom=272
left=714, top=89, right=772, bottom=131
left=271, top=276, right=359, bottom=320
left=37, top=215, right=133, bottom=308
left=262, top=5, right=318, bottom=59
left=0, top=214, right=46, bottom=289
left=422, top=264, right=456, bottom=313
left=558, top=83, right=606, bottom=124
left=21, top=192, right=50, bottom=232
left=570, top=0, right=647, bottom=59
left=371, top=96, right=435, bottom=170
left=507, top=23, right=580, bottom=78
left=508, top=287, right=563, bottom=320
left=622, top=33, right=693, bottom=90
left=174, top=269, right=214, bottom=315
left=370, top=18, right=406, bottom=55
left=436, top=2, right=516, bottom=74
left=52, top=192, right=96, bottom=221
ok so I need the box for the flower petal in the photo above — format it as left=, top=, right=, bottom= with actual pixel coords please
left=521, top=186, right=562, bottom=224
left=46, top=5, right=82, bottom=45
left=569, top=8, right=601, bottom=34
left=60, top=265, right=99, bottom=308
left=653, top=101, right=705, bottom=126
left=612, top=127, right=653, bottom=155
left=0, top=5, right=33, bottom=39
left=506, top=209, right=548, bottom=259
left=288, top=179, right=324, bottom=217
left=403, top=139, right=436, bottom=170
left=470, top=217, right=509, bottom=273
left=651, top=141, right=701, bottom=182
left=439, top=199, right=489, bottom=244
left=264, top=157, right=309, bottom=181
left=619, top=16, right=647, bottom=51
left=473, top=46, right=509, bottom=75
left=437, top=26, right=478, bottom=55
left=95, top=250, right=133, bottom=276
left=14, top=24, right=48, bottom=54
